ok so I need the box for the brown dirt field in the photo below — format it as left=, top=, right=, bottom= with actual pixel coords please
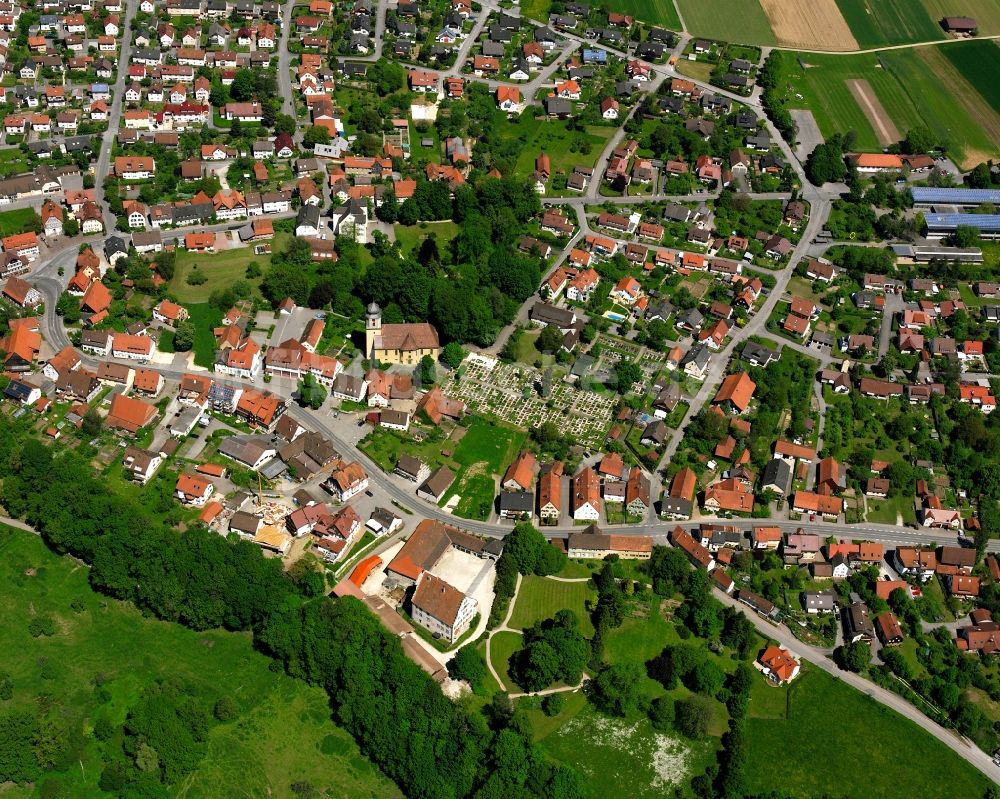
left=846, top=78, right=900, bottom=145
left=759, top=0, right=858, bottom=51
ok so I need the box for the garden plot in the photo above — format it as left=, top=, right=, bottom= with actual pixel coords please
left=446, top=357, right=615, bottom=447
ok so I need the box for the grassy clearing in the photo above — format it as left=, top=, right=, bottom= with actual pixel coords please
left=674, top=59, right=715, bottom=81
left=508, top=576, right=597, bottom=636
left=538, top=703, right=716, bottom=799
left=450, top=472, right=497, bottom=521
left=746, top=663, right=991, bottom=798
left=393, top=220, right=460, bottom=257
left=834, top=0, right=943, bottom=47
left=359, top=426, right=451, bottom=473
left=675, top=0, right=777, bottom=45
left=0, top=207, right=37, bottom=237
left=0, top=526, right=399, bottom=799
left=920, top=0, right=1000, bottom=34
left=453, top=418, right=526, bottom=472
left=511, top=118, right=615, bottom=179
left=170, top=233, right=289, bottom=303
left=182, top=303, right=224, bottom=368
left=444, top=418, right=525, bottom=521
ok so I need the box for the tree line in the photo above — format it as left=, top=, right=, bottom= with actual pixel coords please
left=0, top=421, right=585, bottom=798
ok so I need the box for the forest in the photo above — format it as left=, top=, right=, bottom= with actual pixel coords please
left=0, top=419, right=583, bottom=799
left=266, top=173, right=546, bottom=347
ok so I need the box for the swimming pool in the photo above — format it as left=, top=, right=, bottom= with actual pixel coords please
left=604, top=312, right=626, bottom=322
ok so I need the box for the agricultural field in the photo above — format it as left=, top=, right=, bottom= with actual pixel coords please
left=940, top=39, right=1000, bottom=112
left=507, top=576, right=597, bottom=636
left=620, top=0, right=683, bottom=30
left=834, top=0, right=944, bottom=47
left=170, top=232, right=290, bottom=302
left=746, top=664, right=991, bottom=798
left=780, top=47, right=1000, bottom=167
left=0, top=526, right=399, bottom=799
left=759, top=0, right=858, bottom=50
left=521, top=0, right=682, bottom=27
left=920, top=0, right=1000, bottom=34
left=675, top=0, right=777, bottom=45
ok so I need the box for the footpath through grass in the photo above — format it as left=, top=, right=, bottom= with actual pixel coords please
left=0, top=525, right=400, bottom=799
left=508, top=576, right=597, bottom=636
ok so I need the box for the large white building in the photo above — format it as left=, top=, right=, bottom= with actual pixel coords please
left=410, top=572, right=478, bottom=644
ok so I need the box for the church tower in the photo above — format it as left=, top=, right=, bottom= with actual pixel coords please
left=364, top=301, right=382, bottom=359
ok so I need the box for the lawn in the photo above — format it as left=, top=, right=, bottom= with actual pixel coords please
left=0, top=207, right=37, bottom=237
left=449, top=471, right=497, bottom=521
left=746, top=663, right=991, bottom=798
left=393, top=220, right=460, bottom=257
left=489, top=630, right=524, bottom=689
left=674, top=59, right=715, bottom=82
left=519, top=0, right=551, bottom=22
left=555, top=559, right=600, bottom=579
left=0, top=148, right=29, bottom=179
left=834, top=0, right=943, bottom=47
left=182, top=302, right=224, bottom=368
left=0, top=526, right=400, bottom=799
left=169, top=232, right=289, bottom=302
left=675, top=0, right=777, bottom=45
left=785, top=48, right=1000, bottom=167
left=358, top=426, right=450, bottom=473
left=507, top=575, right=597, bottom=637
left=866, top=494, right=918, bottom=526
left=604, top=597, right=682, bottom=667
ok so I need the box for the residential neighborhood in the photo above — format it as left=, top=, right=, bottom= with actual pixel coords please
left=0, top=0, right=999, bottom=796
